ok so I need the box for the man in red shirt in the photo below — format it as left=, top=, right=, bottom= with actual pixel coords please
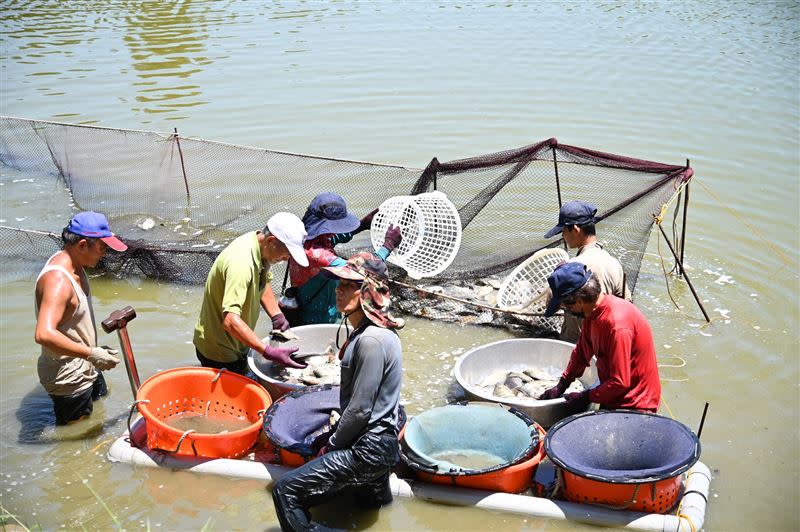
left=539, top=262, right=661, bottom=412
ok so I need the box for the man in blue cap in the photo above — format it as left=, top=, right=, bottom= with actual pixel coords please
left=34, top=211, right=127, bottom=425
left=544, top=200, right=629, bottom=343
left=538, top=262, right=660, bottom=412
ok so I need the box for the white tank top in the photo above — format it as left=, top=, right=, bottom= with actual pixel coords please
left=35, top=253, right=98, bottom=397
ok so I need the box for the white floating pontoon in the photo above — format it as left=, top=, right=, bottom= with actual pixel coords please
left=108, top=418, right=710, bottom=531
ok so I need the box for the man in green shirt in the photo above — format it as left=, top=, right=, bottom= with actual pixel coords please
left=193, top=212, right=309, bottom=373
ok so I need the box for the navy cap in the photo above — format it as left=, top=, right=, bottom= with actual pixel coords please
left=67, top=211, right=127, bottom=251
left=544, top=200, right=599, bottom=239
left=544, top=262, right=593, bottom=317
left=301, top=192, right=360, bottom=240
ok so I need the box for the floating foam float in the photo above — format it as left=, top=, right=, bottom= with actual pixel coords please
left=108, top=417, right=710, bottom=531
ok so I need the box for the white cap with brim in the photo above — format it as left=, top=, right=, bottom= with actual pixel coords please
left=267, top=212, right=309, bottom=267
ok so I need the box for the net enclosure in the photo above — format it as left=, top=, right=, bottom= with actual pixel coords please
left=0, top=116, right=693, bottom=335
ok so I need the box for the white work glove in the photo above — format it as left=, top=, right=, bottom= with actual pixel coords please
left=88, top=346, right=120, bottom=371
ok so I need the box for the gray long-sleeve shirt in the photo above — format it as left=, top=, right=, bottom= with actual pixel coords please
left=328, top=325, right=402, bottom=450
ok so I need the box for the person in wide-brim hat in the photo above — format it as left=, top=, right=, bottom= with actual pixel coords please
left=321, top=251, right=404, bottom=330
left=271, top=250, right=404, bottom=530
left=282, top=192, right=402, bottom=327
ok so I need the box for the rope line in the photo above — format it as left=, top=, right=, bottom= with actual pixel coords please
left=657, top=354, right=687, bottom=368
left=693, top=177, right=793, bottom=267
left=655, top=223, right=717, bottom=325
left=661, top=397, right=676, bottom=420
left=390, top=279, right=556, bottom=317
left=658, top=355, right=689, bottom=382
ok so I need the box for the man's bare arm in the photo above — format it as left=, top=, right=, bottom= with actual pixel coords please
left=222, top=311, right=268, bottom=354
left=260, top=286, right=281, bottom=318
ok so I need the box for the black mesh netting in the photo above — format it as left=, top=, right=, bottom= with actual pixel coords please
left=0, top=117, right=691, bottom=335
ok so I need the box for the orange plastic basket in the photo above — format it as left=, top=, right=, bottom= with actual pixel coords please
left=544, top=410, right=700, bottom=513
left=559, top=470, right=683, bottom=513
left=400, top=422, right=546, bottom=494
left=134, top=367, right=272, bottom=459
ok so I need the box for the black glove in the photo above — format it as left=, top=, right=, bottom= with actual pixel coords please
left=382, top=224, right=402, bottom=253
left=356, top=208, right=379, bottom=234
left=538, top=377, right=570, bottom=400
left=564, top=390, right=591, bottom=410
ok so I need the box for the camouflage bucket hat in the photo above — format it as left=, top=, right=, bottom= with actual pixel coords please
left=322, top=252, right=405, bottom=329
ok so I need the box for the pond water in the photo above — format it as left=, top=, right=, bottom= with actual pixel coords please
left=1, top=1, right=798, bottom=530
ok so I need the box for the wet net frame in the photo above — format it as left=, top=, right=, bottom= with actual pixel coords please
left=0, top=116, right=693, bottom=333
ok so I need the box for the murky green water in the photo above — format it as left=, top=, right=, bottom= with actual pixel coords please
left=1, top=1, right=798, bottom=530
left=429, top=451, right=507, bottom=471
left=165, top=413, right=253, bottom=435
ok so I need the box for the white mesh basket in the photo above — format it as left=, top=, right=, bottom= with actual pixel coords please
left=497, top=248, right=569, bottom=330
left=370, top=191, right=462, bottom=279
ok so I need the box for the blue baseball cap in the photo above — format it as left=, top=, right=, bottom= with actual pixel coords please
left=301, top=192, right=360, bottom=240
left=544, top=262, right=593, bottom=317
left=67, top=211, right=127, bottom=251
left=544, top=200, right=599, bottom=239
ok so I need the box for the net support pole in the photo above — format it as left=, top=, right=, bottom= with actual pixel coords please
left=174, top=127, right=190, bottom=200
left=679, top=161, right=690, bottom=271
left=551, top=146, right=563, bottom=207
left=657, top=223, right=710, bottom=322
left=552, top=146, right=567, bottom=251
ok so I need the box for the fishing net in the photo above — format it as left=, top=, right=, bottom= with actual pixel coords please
left=0, top=116, right=692, bottom=335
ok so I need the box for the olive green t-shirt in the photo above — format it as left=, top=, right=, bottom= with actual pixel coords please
left=193, top=231, right=273, bottom=363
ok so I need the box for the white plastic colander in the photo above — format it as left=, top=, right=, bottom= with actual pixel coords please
left=370, top=191, right=462, bottom=279
left=497, top=248, right=569, bottom=330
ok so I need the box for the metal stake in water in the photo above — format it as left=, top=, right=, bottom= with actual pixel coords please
left=697, top=402, right=710, bottom=439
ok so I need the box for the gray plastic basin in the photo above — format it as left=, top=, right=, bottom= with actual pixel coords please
left=453, top=338, right=598, bottom=428
left=247, top=324, right=345, bottom=400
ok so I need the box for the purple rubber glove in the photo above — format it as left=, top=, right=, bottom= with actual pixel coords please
left=564, top=390, right=591, bottom=410
left=356, top=208, right=379, bottom=234
left=270, top=312, right=290, bottom=332
left=263, top=344, right=306, bottom=369
left=538, top=377, right=570, bottom=400
left=382, top=224, right=402, bottom=253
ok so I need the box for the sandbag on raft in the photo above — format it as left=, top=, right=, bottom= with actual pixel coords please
left=263, top=384, right=406, bottom=466
left=545, top=410, right=701, bottom=513
left=400, top=403, right=545, bottom=493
